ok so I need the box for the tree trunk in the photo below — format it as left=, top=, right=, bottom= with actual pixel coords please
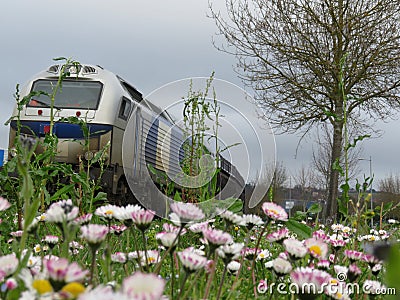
left=325, top=121, right=344, bottom=221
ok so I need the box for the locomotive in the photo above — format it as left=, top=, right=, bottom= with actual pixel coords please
left=8, top=63, right=245, bottom=213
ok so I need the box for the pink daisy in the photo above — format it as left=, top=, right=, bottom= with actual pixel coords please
left=316, top=260, right=330, bottom=270
left=0, top=254, right=18, bottom=281
left=169, top=202, right=204, bottom=224
left=45, top=199, right=79, bottom=223
left=0, top=197, right=11, bottom=211
left=272, top=257, right=292, bottom=276
left=242, top=214, right=264, bottom=229
left=42, top=235, right=59, bottom=249
left=262, top=202, right=288, bottom=221
left=283, top=238, right=307, bottom=259
left=131, top=209, right=155, bottom=231
left=163, top=223, right=187, bottom=234
left=217, top=243, right=244, bottom=264
left=312, top=230, right=329, bottom=242
left=344, top=250, right=364, bottom=262
left=111, top=252, right=127, bottom=264
left=363, top=254, right=381, bottom=267
left=363, top=280, right=386, bottom=296
left=202, top=228, right=233, bottom=247
left=304, top=238, right=329, bottom=259
left=44, top=257, right=88, bottom=285
left=265, top=227, right=289, bottom=243
left=330, top=239, right=347, bottom=249
left=95, top=204, right=122, bottom=220
left=348, top=263, right=362, bottom=281
left=122, top=272, right=165, bottom=299
left=73, top=213, right=92, bottom=226
left=243, top=247, right=262, bottom=260
left=290, top=267, right=332, bottom=298
left=156, top=232, right=179, bottom=249
left=80, top=224, right=109, bottom=249
left=177, top=249, right=208, bottom=273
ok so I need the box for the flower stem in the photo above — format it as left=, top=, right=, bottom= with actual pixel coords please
left=89, top=248, right=97, bottom=285
left=250, top=221, right=269, bottom=298
left=141, top=230, right=149, bottom=270
left=216, top=264, right=228, bottom=300
left=203, top=252, right=218, bottom=299
left=154, top=225, right=184, bottom=274
left=130, top=226, right=143, bottom=272
left=180, top=269, right=203, bottom=300
left=232, top=229, right=251, bottom=289
left=170, top=252, right=175, bottom=299
left=177, top=271, right=189, bottom=300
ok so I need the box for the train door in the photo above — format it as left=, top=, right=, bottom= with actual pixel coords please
left=114, top=103, right=143, bottom=205
left=111, top=97, right=134, bottom=193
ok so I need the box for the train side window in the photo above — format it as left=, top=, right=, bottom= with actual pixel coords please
left=119, top=97, right=132, bottom=120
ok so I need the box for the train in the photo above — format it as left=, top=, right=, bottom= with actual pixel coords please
left=8, top=62, right=245, bottom=214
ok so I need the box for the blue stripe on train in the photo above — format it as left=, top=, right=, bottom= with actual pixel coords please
left=10, top=120, right=112, bottom=139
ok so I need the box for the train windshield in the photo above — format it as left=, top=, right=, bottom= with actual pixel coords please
left=28, top=79, right=103, bottom=109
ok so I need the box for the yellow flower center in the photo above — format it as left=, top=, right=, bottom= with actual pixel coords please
left=148, top=257, right=156, bottom=264
left=61, top=282, right=86, bottom=298
left=269, top=209, right=278, bottom=215
left=330, top=279, right=338, bottom=285
left=32, top=279, right=53, bottom=295
left=309, top=245, right=322, bottom=257
left=105, top=210, right=113, bottom=215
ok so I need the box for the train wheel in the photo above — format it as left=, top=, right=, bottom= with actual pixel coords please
left=116, top=178, right=139, bottom=206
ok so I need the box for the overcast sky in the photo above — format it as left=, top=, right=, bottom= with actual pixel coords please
left=1, top=0, right=399, bottom=187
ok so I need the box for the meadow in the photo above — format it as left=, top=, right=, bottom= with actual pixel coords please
left=0, top=59, right=399, bottom=300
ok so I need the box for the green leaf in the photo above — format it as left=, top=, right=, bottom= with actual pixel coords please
left=4, top=116, right=15, bottom=126
left=93, top=191, right=108, bottom=203
left=307, top=203, right=322, bottom=214
left=50, top=184, right=75, bottom=201
left=382, top=202, right=393, bottom=213
left=385, top=243, right=400, bottom=300
left=286, top=219, right=312, bottom=239
left=338, top=197, right=348, bottom=216
left=345, top=134, right=371, bottom=151
left=174, top=191, right=182, bottom=202
left=227, top=198, right=243, bottom=213
left=323, top=110, right=337, bottom=118
left=332, top=158, right=344, bottom=176
left=44, top=187, right=51, bottom=205
left=340, top=182, right=350, bottom=193
left=293, top=210, right=307, bottom=221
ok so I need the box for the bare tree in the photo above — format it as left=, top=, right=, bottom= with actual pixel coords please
left=272, top=161, right=288, bottom=189
left=244, top=161, right=288, bottom=213
left=294, top=164, right=315, bottom=191
left=379, top=173, right=400, bottom=194
left=210, top=0, right=400, bottom=218
left=292, top=164, right=317, bottom=203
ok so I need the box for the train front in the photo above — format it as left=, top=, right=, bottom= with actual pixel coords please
left=8, top=64, right=114, bottom=165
